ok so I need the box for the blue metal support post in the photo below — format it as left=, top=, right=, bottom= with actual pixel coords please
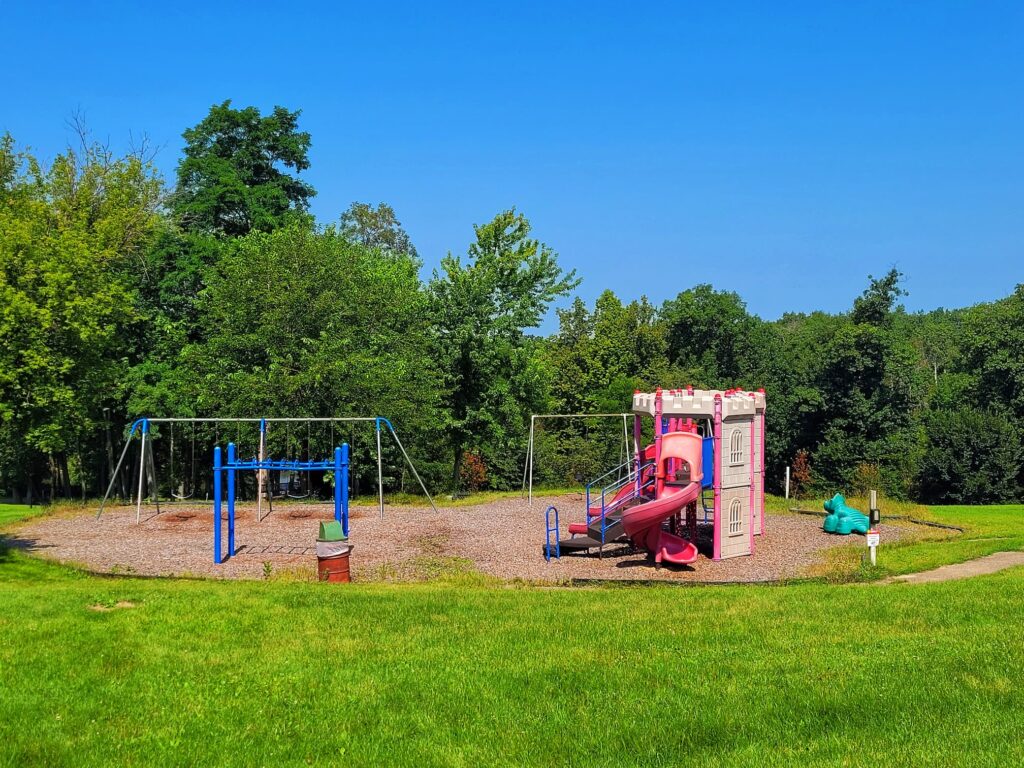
left=335, top=444, right=350, bottom=536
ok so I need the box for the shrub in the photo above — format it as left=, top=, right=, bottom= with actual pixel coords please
left=917, top=408, right=1022, bottom=504
left=458, top=451, right=488, bottom=492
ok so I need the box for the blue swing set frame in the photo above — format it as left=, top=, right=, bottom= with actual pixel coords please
left=213, top=440, right=349, bottom=564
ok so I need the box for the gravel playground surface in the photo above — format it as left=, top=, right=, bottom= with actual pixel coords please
left=10, top=494, right=910, bottom=584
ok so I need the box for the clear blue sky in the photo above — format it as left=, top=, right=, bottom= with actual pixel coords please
left=5, top=1, right=1022, bottom=326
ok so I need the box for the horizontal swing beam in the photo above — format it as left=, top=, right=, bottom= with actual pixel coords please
left=142, top=417, right=379, bottom=424
left=221, top=459, right=340, bottom=471
left=529, top=413, right=630, bottom=420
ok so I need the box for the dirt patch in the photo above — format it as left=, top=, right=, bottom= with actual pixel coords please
left=89, top=600, right=137, bottom=612
left=10, top=495, right=916, bottom=584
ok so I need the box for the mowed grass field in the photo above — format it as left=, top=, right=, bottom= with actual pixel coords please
left=1, top=503, right=1024, bottom=766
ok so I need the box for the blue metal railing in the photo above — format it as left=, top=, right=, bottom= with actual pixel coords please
left=597, top=465, right=656, bottom=544
left=544, top=506, right=560, bottom=561
left=585, top=458, right=643, bottom=520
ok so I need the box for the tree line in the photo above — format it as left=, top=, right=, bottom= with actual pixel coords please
left=1, top=102, right=1021, bottom=504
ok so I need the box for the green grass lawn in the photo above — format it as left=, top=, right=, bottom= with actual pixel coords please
left=0, top=503, right=48, bottom=527
left=2, top=503, right=1024, bottom=766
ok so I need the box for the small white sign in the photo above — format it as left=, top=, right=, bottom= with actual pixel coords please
left=866, top=530, right=880, bottom=548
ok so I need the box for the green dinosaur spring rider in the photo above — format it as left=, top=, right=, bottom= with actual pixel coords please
left=822, top=493, right=869, bottom=535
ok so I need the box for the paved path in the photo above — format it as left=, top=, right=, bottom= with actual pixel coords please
left=891, top=551, right=1024, bottom=584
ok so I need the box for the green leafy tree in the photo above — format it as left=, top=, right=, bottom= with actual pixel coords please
left=810, top=270, right=926, bottom=495
left=661, top=285, right=765, bottom=386
left=172, top=101, right=314, bottom=237
left=429, top=210, right=578, bottom=488
left=339, top=202, right=418, bottom=260
left=537, top=291, right=672, bottom=483
left=140, top=223, right=441, bottom=490
left=962, top=286, right=1024, bottom=421
left=0, top=133, right=162, bottom=498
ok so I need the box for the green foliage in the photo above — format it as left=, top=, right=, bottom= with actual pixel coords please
left=850, top=268, right=906, bottom=326
left=962, top=285, right=1024, bottom=421
left=429, top=209, right=578, bottom=488
left=339, top=201, right=418, bottom=260
left=661, top=284, right=765, bottom=385
left=146, top=223, right=440, bottom=489
left=0, top=133, right=162, bottom=497
left=539, top=291, right=668, bottom=483
left=918, top=408, right=1022, bottom=503
left=172, top=101, right=314, bottom=236
left=767, top=272, right=928, bottom=498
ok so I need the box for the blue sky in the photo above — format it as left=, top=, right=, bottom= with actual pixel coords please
left=5, top=1, right=1022, bottom=326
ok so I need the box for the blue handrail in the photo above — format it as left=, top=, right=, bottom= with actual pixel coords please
left=585, top=458, right=636, bottom=513
left=586, top=459, right=651, bottom=519
left=544, top=506, right=560, bottom=561
left=598, top=468, right=656, bottom=544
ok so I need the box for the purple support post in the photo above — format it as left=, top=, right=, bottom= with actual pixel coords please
left=213, top=446, right=222, bottom=563
left=749, top=417, right=756, bottom=556
left=227, top=442, right=236, bottom=558
left=760, top=404, right=766, bottom=535
left=634, top=414, right=642, bottom=496
left=654, top=390, right=663, bottom=499
left=713, top=394, right=722, bottom=561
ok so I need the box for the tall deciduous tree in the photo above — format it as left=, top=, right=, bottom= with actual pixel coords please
left=661, top=284, right=764, bottom=386
left=962, top=285, right=1024, bottom=421
left=172, top=101, right=314, bottom=237
left=0, top=133, right=162, bottom=498
left=540, top=291, right=671, bottom=484
left=430, top=210, right=578, bottom=488
left=805, top=270, right=925, bottom=495
left=143, top=223, right=441, bottom=489
left=339, top=202, right=418, bottom=260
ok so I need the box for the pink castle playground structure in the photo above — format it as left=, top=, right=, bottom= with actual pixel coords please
left=545, top=387, right=766, bottom=566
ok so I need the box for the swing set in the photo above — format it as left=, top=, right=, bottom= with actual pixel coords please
left=521, top=413, right=634, bottom=504
left=98, top=416, right=437, bottom=523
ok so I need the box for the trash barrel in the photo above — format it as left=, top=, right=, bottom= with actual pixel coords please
left=316, top=520, right=352, bottom=583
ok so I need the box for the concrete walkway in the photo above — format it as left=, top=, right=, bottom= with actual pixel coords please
left=891, top=551, right=1024, bottom=584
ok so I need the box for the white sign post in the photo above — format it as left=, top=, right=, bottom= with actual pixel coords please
left=866, top=529, right=880, bottom=566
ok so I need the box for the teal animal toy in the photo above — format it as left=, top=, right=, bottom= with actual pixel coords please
left=822, top=493, right=869, bottom=535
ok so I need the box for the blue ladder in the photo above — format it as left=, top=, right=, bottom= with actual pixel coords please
left=544, top=505, right=560, bottom=561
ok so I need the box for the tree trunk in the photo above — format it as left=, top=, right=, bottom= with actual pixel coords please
left=78, top=450, right=88, bottom=499
left=48, top=454, right=56, bottom=503
left=451, top=442, right=463, bottom=492
left=58, top=453, right=72, bottom=498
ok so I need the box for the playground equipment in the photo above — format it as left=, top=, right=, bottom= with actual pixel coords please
left=213, top=442, right=349, bottom=564
left=97, top=416, right=436, bottom=522
left=545, top=387, right=766, bottom=564
left=822, top=493, right=870, bottom=535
